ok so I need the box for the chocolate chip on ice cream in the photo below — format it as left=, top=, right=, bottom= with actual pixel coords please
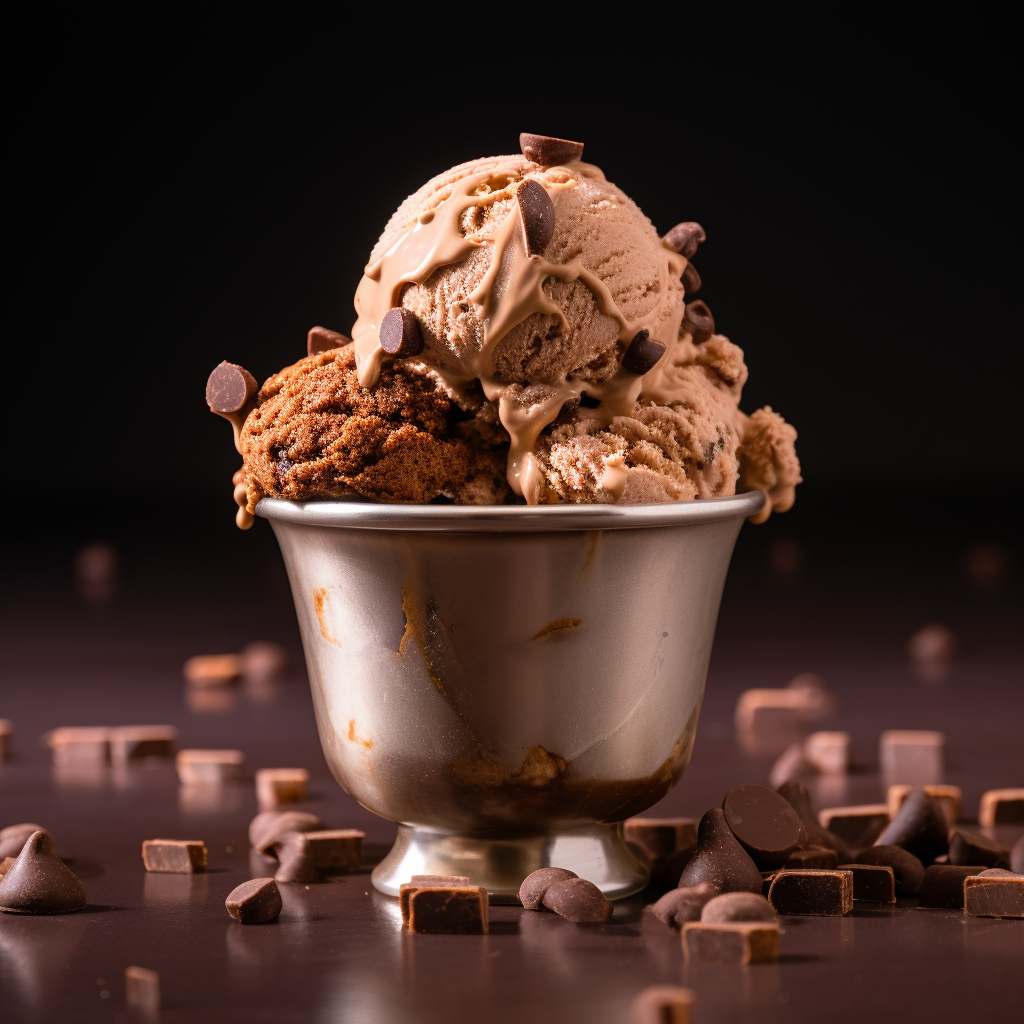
left=519, top=133, right=584, bottom=166
left=664, top=221, right=706, bottom=259
left=621, top=330, right=666, bottom=376
left=307, top=326, right=348, bottom=357
left=517, top=180, right=556, bottom=255
left=682, top=301, right=715, bottom=345
left=379, top=308, right=424, bottom=357
left=681, top=262, right=702, bottom=295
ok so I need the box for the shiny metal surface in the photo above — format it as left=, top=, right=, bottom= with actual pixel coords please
left=259, top=495, right=760, bottom=900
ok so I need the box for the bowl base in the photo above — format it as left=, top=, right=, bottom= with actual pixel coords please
left=371, top=822, right=649, bottom=904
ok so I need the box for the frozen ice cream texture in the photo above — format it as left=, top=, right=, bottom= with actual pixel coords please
left=207, top=133, right=800, bottom=527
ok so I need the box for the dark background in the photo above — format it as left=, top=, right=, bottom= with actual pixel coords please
left=8, top=56, right=1020, bottom=562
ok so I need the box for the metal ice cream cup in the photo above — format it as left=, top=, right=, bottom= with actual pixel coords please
left=257, top=492, right=764, bottom=902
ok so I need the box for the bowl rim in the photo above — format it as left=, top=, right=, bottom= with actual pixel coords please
left=255, top=490, right=766, bottom=532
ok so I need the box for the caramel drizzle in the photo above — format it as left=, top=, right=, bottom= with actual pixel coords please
left=351, top=162, right=688, bottom=502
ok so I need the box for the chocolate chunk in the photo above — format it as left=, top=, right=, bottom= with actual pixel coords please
left=378, top=307, right=424, bottom=358
left=206, top=360, right=258, bottom=414
left=176, top=748, right=245, bottom=785
left=948, top=829, right=1010, bottom=869
left=624, top=817, right=698, bottom=862
left=682, top=300, right=715, bottom=345
left=401, top=874, right=472, bottom=924
left=874, top=788, right=949, bottom=863
left=722, top=783, right=807, bottom=869
left=700, top=891, right=775, bottom=924
left=407, top=885, right=489, bottom=934
left=819, top=804, right=891, bottom=848
left=879, top=730, right=944, bottom=787
left=0, top=831, right=87, bottom=914
left=664, top=222, right=706, bottom=260
left=226, top=877, right=282, bottom=923
left=307, top=326, right=349, bottom=357
left=517, top=180, right=555, bottom=256
left=1012, top=835, right=1024, bottom=875
left=621, top=329, right=666, bottom=376
left=784, top=846, right=839, bottom=870
left=776, top=780, right=853, bottom=863
left=256, top=768, right=309, bottom=808
left=768, top=869, right=853, bottom=916
left=519, top=133, right=584, bottom=166
left=964, top=875, right=1024, bottom=918
left=681, top=262, right=701, bottom=295
left=678, top=808, right=763, bottom=894
left=887, top=783, right=961, bottom=828
left=183, top=654, right=242, bottom=686
left=682, top=922, right=780, bottom=964
left=855, top=845, right=925, bottom=896
left=46, top=726, right=110, bottom=766
left=978, top=787, right=1024, bottom=826
left=542, top=877, right=613, bottom=923
left=649, top=883, right=716, bottom=928
left=919, top=864, right=986, bottom=909
left=249, top=811, right=324, bottom=858
left=142, top=839, right=207, bottom=874
left=274, top=829, right=363, bottom=883
left=519, top=866, right=578, bottom=910
left=109, top=725, right=176, bottom=767
left=125, top=966, right=160, bottom=1014
left=838, top=863, right=896, bottom=903
left=631, top=985, right=695, bottom=1024
left=0, top=823, right=53, bottom=860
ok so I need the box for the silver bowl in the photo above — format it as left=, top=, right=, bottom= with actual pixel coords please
left=257, top=492, right=764, bottom=902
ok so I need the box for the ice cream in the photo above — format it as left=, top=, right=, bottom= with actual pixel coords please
left=207, top=133, right=800, bottom=527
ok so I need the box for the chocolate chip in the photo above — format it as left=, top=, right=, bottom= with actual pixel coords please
left=541, top=877, right=612, bottom=923
left=681, top=262, right=702, bottom=295
left=554, top=393, right=581, bottom=424
left=874, top=788, right=949, bottom=863
left=206, top=361, right=258, bottom=414
left=722, top=783, right=807, bottom=870
left=519, top=133, right=584, bottom=166
left=664, top=222, right=706, bottom=259
left=407, top=885, right=489, bottom=934
left=379, top=307, right=424, bottom=357
left=768, top=869, right=853, bottom=916
left=0, top=823, right=53, bottom=860
left=919, top=864, right=986, bottom=909
left=700, top=891, right=776, bottom=924
left=517, top=180, right=555, bottom=256
left=855, top=845, right=925, bottom=896
left=683, top=300, right=715, bottom=344
left=307, top=326, right=349, bottom=357
left=683, top=922, right=780, bottom=964
left=777, top=780, right=853, bottom=863
left=142, top=839, right=207, bottom=874
left=677, top=808, right=763, bottom=895
left=225, top=877, right=282, bottom=923
left=519, top=866, right=577, bottom=910
left=249, top=811, right=324, bottom=857
left=964, top=874, right=1024, bottom=918
left=838, top=863, right=896, bottom=903
left=0, top=830, right=87, bottom=914
left=621, top=329, right=666, bottom=376
left=649, top=883, right=716, bottom=928
left=948, top=829, right=1010, bottom=869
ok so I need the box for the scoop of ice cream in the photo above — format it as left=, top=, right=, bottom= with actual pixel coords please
left=240, top=345, right=508, bottom=507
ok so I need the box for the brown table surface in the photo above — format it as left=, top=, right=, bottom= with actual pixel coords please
left=1, top=535, right=1022, bottom=1023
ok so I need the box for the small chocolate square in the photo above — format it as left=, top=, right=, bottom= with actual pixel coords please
left=784, top=846, right=839, bottom=870
left=256, top=768, right=309, bottom=808
left=768, top=869, right=853, bottom=916
left=407, top=885, right=488, bottom=934
left=918, top=864, right=986, bottom=909
left=400, top=875, right=471, bottom=924
left=142, top=839, right=207, bottom=874
left=632, top=984, right=695, bottom=1023
left=682, top=922, right=780, bottom=964
left=818, top=805, right=891, bottom=848
left=839, top=863, right=896, bottom=903
left=978, top=788, right=1024, bottom=827
left=964, top=875, right=1024, bottom=918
